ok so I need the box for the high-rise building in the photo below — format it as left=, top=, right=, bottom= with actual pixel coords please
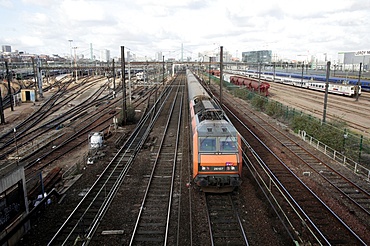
left=242, top=50, right=272, bottom=64
left=99, top=49, right=110, bottom=62
left=156, top=52, right=163, bottom=61
left=2, top=45, right=11, bottom=53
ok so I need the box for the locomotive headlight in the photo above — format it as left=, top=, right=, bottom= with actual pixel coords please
left=231, top=166, right=236, bottom=170
left=202, top=166, right=206, bottom=171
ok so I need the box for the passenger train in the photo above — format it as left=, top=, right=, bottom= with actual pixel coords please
left=187, top=69, right=242, bottom=192
left=231, top=70, right=361, bottom=97
left=262, top=70, right=370, bottom=92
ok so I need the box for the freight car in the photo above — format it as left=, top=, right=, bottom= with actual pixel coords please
left=224, top=74, right=270, bottom=96
left=187, top=69, right=242, bottom=193
left=208, top=69, right=220, bottom=76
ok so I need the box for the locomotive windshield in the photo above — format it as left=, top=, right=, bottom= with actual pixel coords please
left=220, top=137, right=237, bottom=152
left=200, top=137, right=216, bottom=152
left=199, top=136, right=237, bottom=152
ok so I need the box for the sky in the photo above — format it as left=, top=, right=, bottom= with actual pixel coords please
left=1, top=0, right=370, bottom=61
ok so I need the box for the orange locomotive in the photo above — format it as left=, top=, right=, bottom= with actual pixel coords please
left=187, top=69, right=242, bottom=193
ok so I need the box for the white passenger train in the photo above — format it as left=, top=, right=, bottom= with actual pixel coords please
left=224, top=69, right=361, bottom=97
left=243, top=71, right=361, bottom=97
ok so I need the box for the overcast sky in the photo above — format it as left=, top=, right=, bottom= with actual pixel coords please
left=1, top=0, right=369, bottom=60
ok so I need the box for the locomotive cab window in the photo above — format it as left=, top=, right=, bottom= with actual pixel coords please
left=220, top=137, right=237, bottom=152
left=200, top=137, right=216, bottom=152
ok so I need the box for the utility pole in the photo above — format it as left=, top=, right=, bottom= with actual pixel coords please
left=162, top=55, right=165, bottom=85
left=36, top=57, right=43, bottom=98
left=73, top=47, right=78, bottom=83
left=258, top=62, right=261, bottom=94
left=5, top=61, right=14, bottom=111
left=301, top=61, right=304, bottom=86
left=220, top=46, right=223, bottom=106
left=112, top=59, right=115, bottom=98
left=0, top=86, right=5, bottom=124
left=31, top=57, right=38, bottom=93
left=209, top=57, right=211, bottom=85
left=322, top=61, right=330, bottom=123
left=68, top=39, right=73, bottom=67
left=356, top=62, right=362, bottom=101
left=128, top=51, right=131, bottom=105
left=121, top=46, right=126, bottom=125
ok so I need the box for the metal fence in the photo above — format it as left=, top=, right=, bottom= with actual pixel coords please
left=298, top=130, right=370, bottom=181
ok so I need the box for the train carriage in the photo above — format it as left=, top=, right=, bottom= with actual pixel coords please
left=187, top=69, right=242, bottom=192
left=243, top=70, right=361, bottom=97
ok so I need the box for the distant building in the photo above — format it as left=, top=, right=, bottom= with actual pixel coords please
left=242, top=50, right=272, bottom=64
left=99, top=49, right=110, bottom=62
left=338, top=50, right=370, bottom=71
left=156, top=52, right=163, bottom=62
left=2, top=45, right=11, bottom=53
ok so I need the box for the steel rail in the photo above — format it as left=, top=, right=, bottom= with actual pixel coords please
left=129, top=79, right=182, bottom=245
left=223, top=102, right=367, bottom=245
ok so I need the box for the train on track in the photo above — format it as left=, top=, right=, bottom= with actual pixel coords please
left=209, top=69, right=270, bottom=96
left=227, top=70, right=361, bottom=97
left=187, top=69, right=242, bottom=193
left=223, top=73, right=270, bottom=96
left=245, top=70, right=367, bottom=95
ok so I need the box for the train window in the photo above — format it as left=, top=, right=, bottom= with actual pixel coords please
left=200, top=137, right=216, bottom=152
left=219, top=137, right=237, bottom=152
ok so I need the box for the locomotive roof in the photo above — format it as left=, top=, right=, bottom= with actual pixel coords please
left=197, top=121, right=238, bottom=137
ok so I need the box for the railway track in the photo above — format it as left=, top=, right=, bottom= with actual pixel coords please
left=46, top=75, right=182, bottom=245
left=46, top=94, right=156, bottom=245
left=0, top=77, right=105, bottom=161
left=204, top=193, right=249, bottom=246
left=224, top=93, right=370, bottom=217
left=24, top=84, right=149, bottom=176
left=269, top=82, right=370, bottom=135
left=196, top=77, right=368, bottom=244
left=129, top=77, right=184, bottom=245
left=216, top=91, right=369, bottom=244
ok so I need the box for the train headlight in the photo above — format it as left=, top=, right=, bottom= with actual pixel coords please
left=226, top=166, right=236, bottom=171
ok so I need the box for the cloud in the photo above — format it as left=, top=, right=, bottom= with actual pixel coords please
left=0, top=0, right=12, bottom=8
left=1, top=0, right=369, bottom=60
left=60, top=0, right=107, bottom=22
